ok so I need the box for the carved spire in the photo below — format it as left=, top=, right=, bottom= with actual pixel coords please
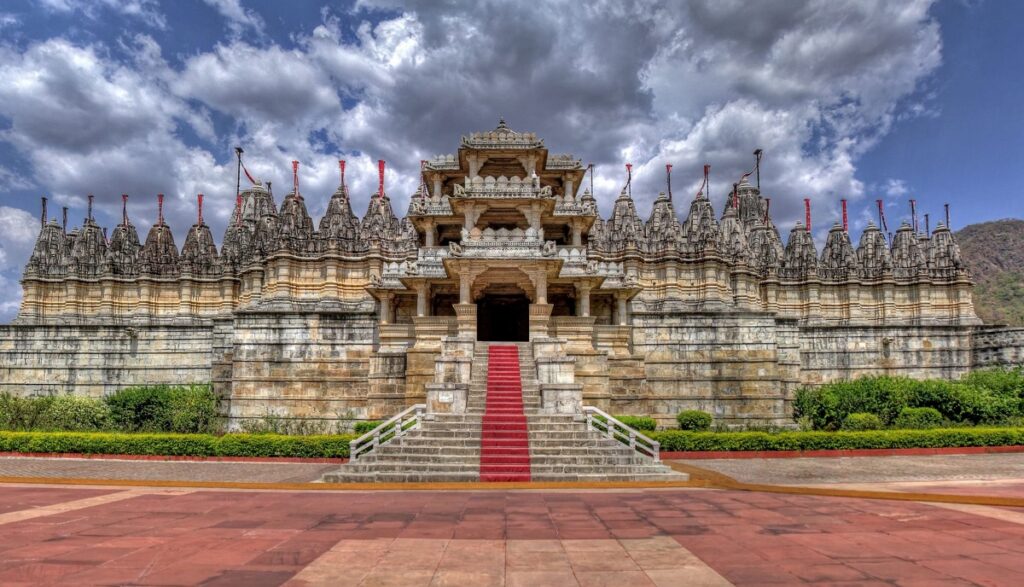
left=819, top=222, right=856, bottom=281
left=180, top=194, right=220, bottom=276
left=927, top=222, right=965, bottom=279
left=718, top=202, right=749, bottom=262
left=26, top=218, right=67, bottom=277
left=278, top=185, right=315, bottom=254
left=138, top=194, right=179, bottom=276
left=679, top=191, right=720, bottom=254
left=104, top=194, right=141, bottom=277
left=643, top=191, right=682, bottom=253
left=781, top=221, right=817, bottom=279
left=747, top=219, right=782, bottom=276
left=891, top=221, right=927, bottom=279
left=360, top=186, right=402, bottom=250
left=319, top=174, right=362, bottom=252
left=856, top=221, right=892, bottom=279
left=601, top=188, right=644, bottom=253
left=69, top=196, right=107, bottom=277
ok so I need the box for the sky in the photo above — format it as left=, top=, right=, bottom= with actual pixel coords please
left=0, top=0, right=1021, bottom=322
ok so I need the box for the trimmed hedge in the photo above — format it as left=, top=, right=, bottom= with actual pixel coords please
left=841, top=413, right=883, bottom=431
left=0, top=431, right=355, bottom=458
left=613, top=415, right=657, bottom=431
left=353, top=421, right=384, bottom=435
left=677, top=410, right=712, bottom=431
left=894, top=407, right=943, bottom=429
left=649, top=427, right=1024, bottom=452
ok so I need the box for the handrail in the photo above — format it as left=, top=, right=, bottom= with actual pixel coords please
left=350, top=404, right=426, bottom=462
left=582, top=406, right=660, bottom=462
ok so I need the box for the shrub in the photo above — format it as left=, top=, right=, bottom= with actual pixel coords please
left=613, top=415, right=657, bottom=431
left=841, top=413, right=883, bottom=431
left=676, top=410, right=712, bottom=431
left=105, top=386, right=171, bottom=432
left=961, top=367, right=1024, bottom=398
left=894, top=407, right=944, bottom=429
left=40, top=396, right=111, bottom=432
left=105, top=384, right=219, bottom=433
left=353, top=421, right=383, bottom=435
left=650, top=427, right=1024, bottom=452
left=0, top=393, right=54, bottom=431
left=165, top=385, right=219, bottom=434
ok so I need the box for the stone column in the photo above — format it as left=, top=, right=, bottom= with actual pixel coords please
left=571, top=220, right=582, bottom=247
left=424, top=219, right=436, bottom=247
left=432, top=175, right=442, bottom=200
left=416, top=283, right=429, bottom=317
left=576, top=283, right=591, bottom=317
left=535, top=269, right=547, bottom=304
left=616, top=293, right=629, bottom=326
left=379, top=293, right=393, bottom=324
left=459, top=272, right=471, bottom=304
left=565, top=177, right=574, bottom=200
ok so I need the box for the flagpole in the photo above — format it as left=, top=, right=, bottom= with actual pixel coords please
left=234, top=146, right=243, bottom=220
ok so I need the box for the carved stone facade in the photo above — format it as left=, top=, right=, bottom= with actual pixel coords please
left=4, top=121, right=1020, bottom=429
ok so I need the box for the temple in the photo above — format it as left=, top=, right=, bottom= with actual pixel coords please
left=5, top=120, right=1021, bottom=430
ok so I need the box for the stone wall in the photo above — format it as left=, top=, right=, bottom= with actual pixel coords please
left=627, top=311, right=799, bottom=427
left=798, top=324, right=975, bottom=385
left=0, top=323, right=216, bottom=397
left=972, top=327, right=1024, bottom=367
left=225, top=310, right=380, bottom=432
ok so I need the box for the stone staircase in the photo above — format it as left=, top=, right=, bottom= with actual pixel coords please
left=321, top=341, right=686, bottom=483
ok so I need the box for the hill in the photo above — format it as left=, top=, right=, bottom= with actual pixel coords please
left=957, top=219, right=1024, bottom=326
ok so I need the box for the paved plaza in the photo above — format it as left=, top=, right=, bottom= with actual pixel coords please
left=0, top=453, right=1020, bottom=585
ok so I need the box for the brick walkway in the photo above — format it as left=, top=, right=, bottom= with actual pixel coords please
left=0, top=457, right=337, bottom=483
left=0, top=484, right=1020, bottom=585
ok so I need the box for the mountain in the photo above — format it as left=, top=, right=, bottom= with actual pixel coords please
left=957, top=219, right=1024, bottom=326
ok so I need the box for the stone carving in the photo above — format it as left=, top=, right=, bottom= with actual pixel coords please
left=856, top=221, right=892, bottom=279
left=277, top=192, right=316, bottom=255
left=747, top=220, right=783, bottom=276
left=819, top=223, right=856, bottom=281
left=679, top=194, right=721, bottom=255
left=180, top=221, right=220, bottom=277
left=138, top=220, right=179, bottom=277
left=781, top=222, right=817, bottom=279
left=318, top=184, right=362, bottom=252
left=891, top=222, right=927, bottom=279
left=600, top=189, right=645, bottom=253
left=644, top=192, right=683, bottom=254
left=104, top=220, right=141, bottom=277
left=717, top=203, right=749, bottom=262
left=927, top=223, right=967, bottom=279
left=26, top=220, right=67, bottom=277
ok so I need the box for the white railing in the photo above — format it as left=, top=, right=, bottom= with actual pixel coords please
left=350, top=404, right=426, bottom=461
left=583, top=406, right=660, bottom=461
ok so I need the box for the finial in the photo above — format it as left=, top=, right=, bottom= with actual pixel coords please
left=841, top=198, right=848, bottom=232
left=698, top=164, right=710, bottom=200
left=753, top=148, right=763, bottom=190
left=122, top=194, right=129, bottom=226
left=40, top=196, right=47, bottom=227
left=665, top=163, right=673, bottom=201
left=87, top=194, right=94, bottom=222
left=419, top=160, right=428, bottom=199
left=378, top=159, right=386, bottom=198
left=625, top=163, right=632, bottom=198
left=157, top=193, right=164, bottom=225
left=764, top=197, right=771, bottom=223
left=945, top=203, right=950, bottom=229
left=292, top=160, right=300, bottom=200
left=909, top=199, right=918, bottom=233
left=339, top=160, right=346, bottom=189
left=103, top=227, right=108, bottom=243
left=235, top=193, right=242, bottom=226
left=732, top=183, right=739, bottom=210
left=197, top=193, right=204, bottom=224
left=924, top=213, right=930, bottom=235
left=804, top=198, right=811, bottom=233
left=62, top=207, right=68, bottom=233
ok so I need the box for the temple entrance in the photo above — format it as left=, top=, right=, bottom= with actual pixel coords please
left=477, top=294, right=529, bottom=341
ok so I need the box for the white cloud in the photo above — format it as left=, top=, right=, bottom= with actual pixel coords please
left=37, top=0, right=166, bottom=29
left=202, top=0, right=265, bottom=38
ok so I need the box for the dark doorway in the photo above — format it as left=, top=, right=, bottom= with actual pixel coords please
left=477, top=295, right=529, bottom=341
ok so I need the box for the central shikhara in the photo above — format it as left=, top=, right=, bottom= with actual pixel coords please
left=12, top=120, right=988, bottom=429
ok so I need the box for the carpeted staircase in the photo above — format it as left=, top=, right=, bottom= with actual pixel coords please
left=479, top=345, right=531, bottom=481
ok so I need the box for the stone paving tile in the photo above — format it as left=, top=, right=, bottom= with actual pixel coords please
left=0, top=484, right=1017, bottom=585
left=0, top=456, right=337, bottom=482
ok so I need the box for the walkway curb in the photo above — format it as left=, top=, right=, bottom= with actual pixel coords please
left=663, top=445, right=1024, bottom=459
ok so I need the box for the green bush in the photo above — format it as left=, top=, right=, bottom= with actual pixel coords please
left=893, top=407, right=944, bottom=429
left=961, top=367, right=1024, bottom=397
left=0, top=431, right=355, bottom=458
left=650, top=427, right=1024, bottom=452
left=676, top=410, right=712, bottom=431
left=795, top=374, right=1024, bottom=430
left=353, top=421, right=383, bottom=435
left=40, top=396, right=111, bottom=432
left=613, top=415, right=657, bottom=431
left=0, top=393, right=55, bottom=431
left=105, top=385, right=219, bottom=434
left=841, top=413, right=883, bottom=431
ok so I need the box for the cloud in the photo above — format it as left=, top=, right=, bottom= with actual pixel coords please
left=202, top=0, right=265, bottom=38
left=37, top=0, right=167, bottom=29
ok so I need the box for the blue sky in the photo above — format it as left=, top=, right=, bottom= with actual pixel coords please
left=0, top=0, right=1021, bottom=321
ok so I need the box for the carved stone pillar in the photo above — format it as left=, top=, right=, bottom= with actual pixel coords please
left=459, top=272, right=471, bottom=304
left=379, top=292, right=393, bottom=324
left=416, top=283, right=429, bottom=317
left=570, top=220, right=582, bottom=247
left=534, top=270, right=548, bottom=304
left=529, top=303, right=553, bottom=340
left=424, top=219, right=436, bottom=247
left=615, top=293, right=629, bottom=326
left=432, top=175, right=442, bottom=199
left=454, top=303, right=477, bottom=338
left=565, top=178, right=574, bottom=199
left=577, top=283, right=591, bottom=316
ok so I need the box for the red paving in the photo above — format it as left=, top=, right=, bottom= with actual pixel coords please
left=0, top=485, right=1021, bottom=585
left=479, top=345, right=531, bottom=482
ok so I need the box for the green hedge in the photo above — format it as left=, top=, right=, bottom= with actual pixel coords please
left=676, top=410, right=712, bottom=431
left=894, top=407, right=944, bottom=429
left=649, top=427, right=1024, bottom=452
left=0, top=431, right=355, bottom=458
left=841, top=413, right=883, bottom=431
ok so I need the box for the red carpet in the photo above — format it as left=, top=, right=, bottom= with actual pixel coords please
left=479, top=345, right=531, bottom=482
